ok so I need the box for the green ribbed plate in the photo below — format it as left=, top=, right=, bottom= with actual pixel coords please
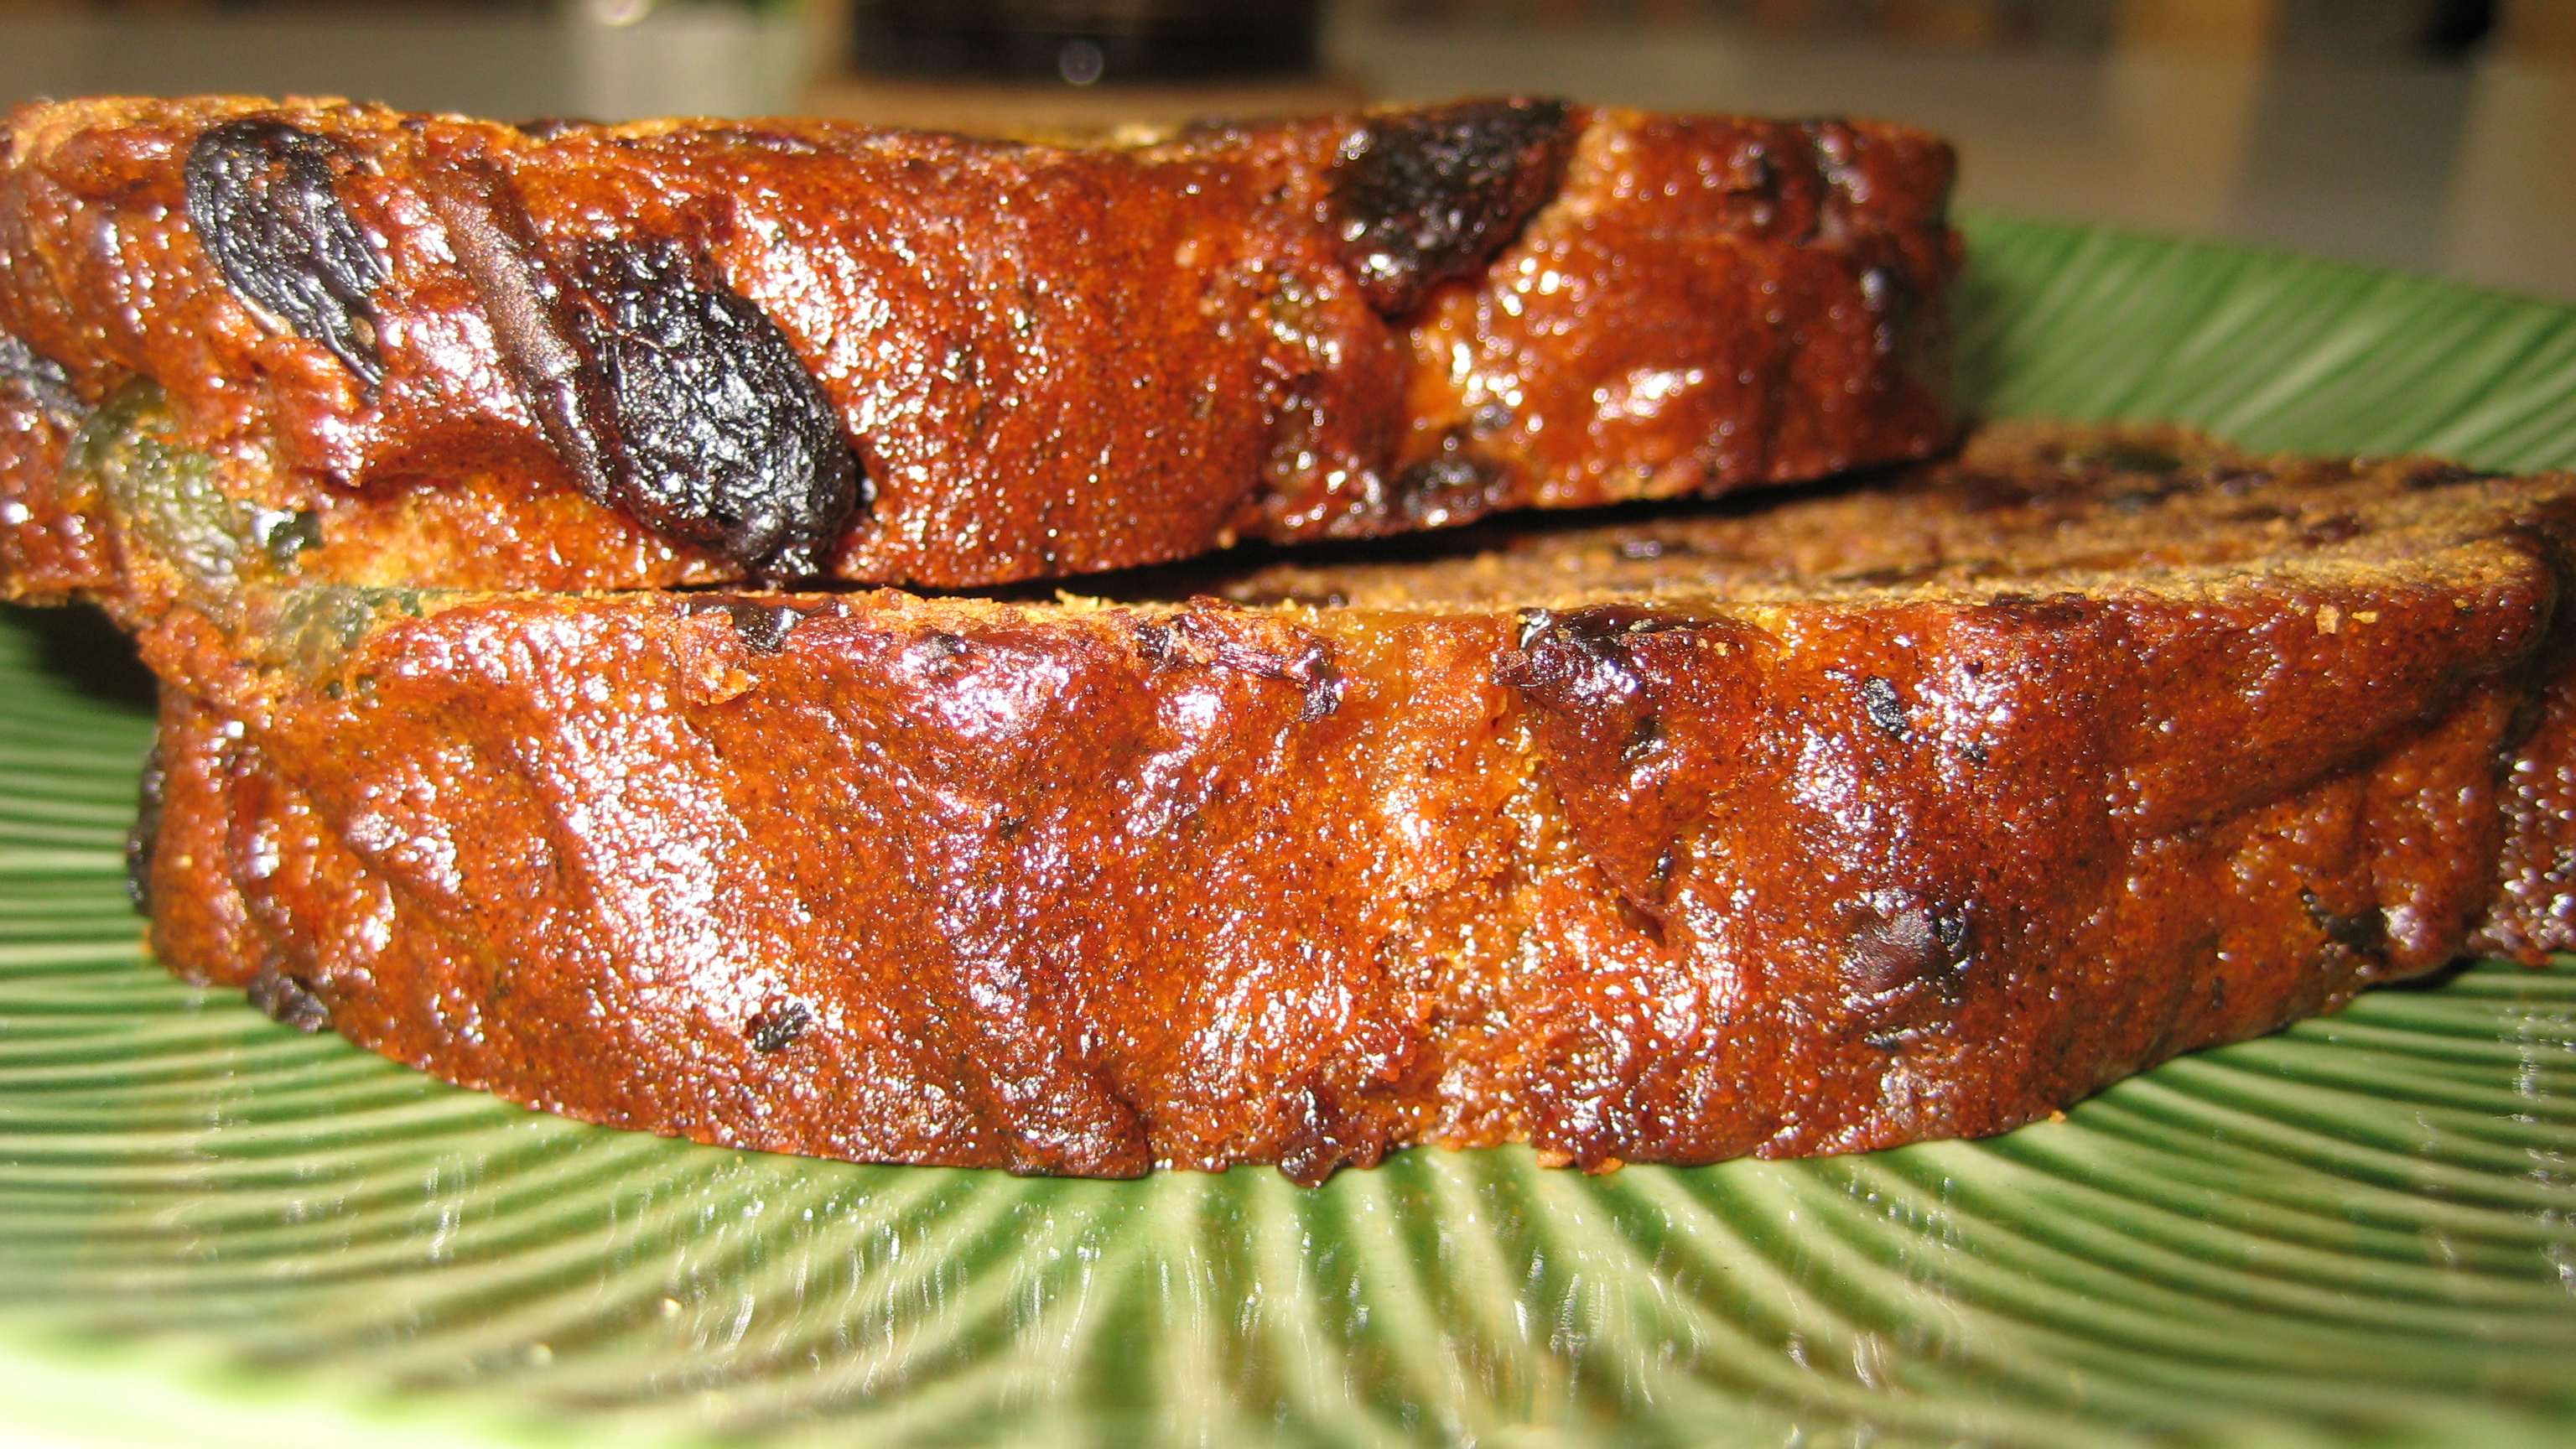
left=5, top=215, right=2576, bottom=1449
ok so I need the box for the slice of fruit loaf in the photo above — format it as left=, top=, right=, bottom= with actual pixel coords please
left=122, top=422, right=2576, bottom=1181
left=0, top=96, right=1957, bottom=615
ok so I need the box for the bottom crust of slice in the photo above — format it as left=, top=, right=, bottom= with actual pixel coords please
left=127, top=426, right=2576, bottom=1181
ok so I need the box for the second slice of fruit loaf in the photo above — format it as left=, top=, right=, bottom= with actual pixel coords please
left=0, top=96, right=1958, bottom=617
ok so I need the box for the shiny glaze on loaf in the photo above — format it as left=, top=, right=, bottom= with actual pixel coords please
left=0, top=96, right=1957, bottom=605
left=130, top=427, right=2576, bottom=1180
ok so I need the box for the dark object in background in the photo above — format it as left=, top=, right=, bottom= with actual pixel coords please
left=853, top=0, right=1322, bottom=85
left=2420, top=0, right=2495, bottom=57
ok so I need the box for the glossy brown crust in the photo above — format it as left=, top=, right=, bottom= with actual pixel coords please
left=130, top=427, right=2576, bottom=1180
left=0, top=95, right=1958, bottom=604
left=0, top=363, right=101, bottom=589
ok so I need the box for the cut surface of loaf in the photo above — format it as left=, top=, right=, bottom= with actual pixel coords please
left=0, top=96, right=1957, bottom=611
left=125, top=423, right=2576, bottom=1181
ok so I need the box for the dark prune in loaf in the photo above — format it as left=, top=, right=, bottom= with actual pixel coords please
left=1328, top=97, right=1576, bottom=314
left=563, top=242, right=864, bottom=581
left=183, top=119, right=389, bottom=387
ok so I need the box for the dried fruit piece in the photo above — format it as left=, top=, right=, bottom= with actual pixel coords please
left=431, top=159, right=863, bottom=583
left=1499, top=605, right=1757, bottom=916
left=71, top=382, right=253, bottom=598
left=748, top=1000, right=810, bottom=1053
left=1859, top=675, right=1909, bottom=738
left=556, top=242, right=862, bottom=581
left=0, top=332, right=80, bottom=420
left=246, top=961, right=331, bottom=1032
left=1328, top=98, right=1574, bottom=315
left=558, top=242, right=863, bottom=580
left=1393, top=452, right=1505, bottom=527
left=183, top=119, right=389, bottom=387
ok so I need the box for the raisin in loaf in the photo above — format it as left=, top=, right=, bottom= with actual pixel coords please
left=0, top=96, right=1957, bottom=615
left=120, top=423, right=2576, bottom=1181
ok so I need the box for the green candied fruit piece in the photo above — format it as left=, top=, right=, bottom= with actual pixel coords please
left=254, top=506, right=325, bottom=569
left=70, top=380, right=257, bottom=595
left=260, top=584, right=428, bottom=678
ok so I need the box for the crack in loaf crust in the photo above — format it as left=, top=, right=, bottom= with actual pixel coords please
left=0, top=96, right=1957, bottom=606
left=129, top=426, right=2576, bottom=1181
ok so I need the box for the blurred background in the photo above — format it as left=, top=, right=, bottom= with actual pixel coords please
left=0, top=0, right=2565, bottom=303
